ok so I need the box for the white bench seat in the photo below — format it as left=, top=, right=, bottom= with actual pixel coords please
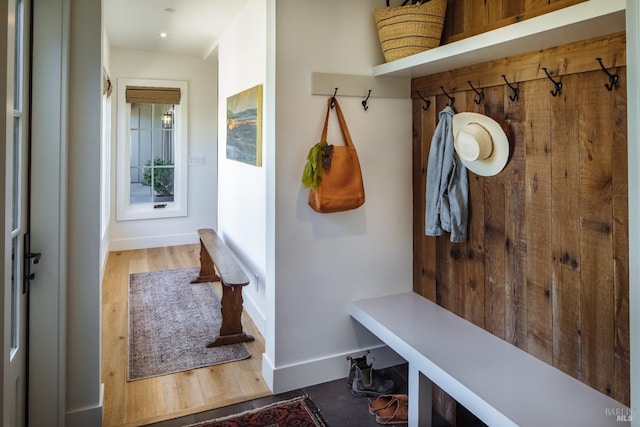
left=350, top=291, right=629, bottom=427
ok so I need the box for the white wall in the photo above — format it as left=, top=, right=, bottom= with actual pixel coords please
left=108, top=48, right=218, bottom=250
left=66, top=0, right=103, bottom=424
left=268, top=0, right=413, bottom=392
left=215, top=0, right=413, bottom=392
left=216, top=0, right=269, bottom=332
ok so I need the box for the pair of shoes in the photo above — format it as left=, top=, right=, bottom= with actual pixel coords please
left=351, top=364, right=395, bottom=398
left=369, top=394, right=409, bottom=425
left=346, top=351, right=370, bottom=388
left=368, top=394, right=408, bottom=415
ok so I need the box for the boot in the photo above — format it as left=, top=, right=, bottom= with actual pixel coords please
left=351, top=364, right=395, bottom=398
left=346, top=350, right=370, bottom=388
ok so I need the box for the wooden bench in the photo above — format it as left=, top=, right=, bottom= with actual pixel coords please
left=192, top=228, right=254, bottom=348
left=350, top=292, right=629, bottom=427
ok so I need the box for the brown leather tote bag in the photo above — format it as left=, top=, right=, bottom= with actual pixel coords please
left=308, top=97, right=365, bottom=213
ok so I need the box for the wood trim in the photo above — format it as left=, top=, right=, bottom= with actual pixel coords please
left=442, top=0, right=588, bottom=45
left=411, top=34, right=630, bottom=419
left=412, top=32, right=626, bottom=97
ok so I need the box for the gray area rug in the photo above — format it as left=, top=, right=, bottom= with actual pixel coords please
left=128, top=267, right=251, bottom=381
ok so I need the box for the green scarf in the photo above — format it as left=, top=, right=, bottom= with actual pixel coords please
left=302, top=141, right=330, bottom=189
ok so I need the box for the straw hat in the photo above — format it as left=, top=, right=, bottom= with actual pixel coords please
left=452, top=112, right=509, bottom=177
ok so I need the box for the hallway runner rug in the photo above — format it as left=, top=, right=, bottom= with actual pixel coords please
left=128, top=267, right=251, bottom=381
left=185, top=395, right=327, bottom=427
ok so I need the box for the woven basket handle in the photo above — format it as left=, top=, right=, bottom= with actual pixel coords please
left=321, top=97, right=354, bottom=148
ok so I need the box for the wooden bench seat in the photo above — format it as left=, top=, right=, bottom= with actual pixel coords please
left=193, top=228, right=254, bottom=348
left=350, top=292, right=629, bottom=427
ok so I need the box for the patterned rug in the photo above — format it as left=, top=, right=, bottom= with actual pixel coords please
left=128, top=267, right=251, bottom=381
left=186, top=395, right=327, bottom=427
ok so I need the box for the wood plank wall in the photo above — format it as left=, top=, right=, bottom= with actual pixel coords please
left=441, top=0, right=587, bottom=44
left=411, top=33, right=629, bottom=424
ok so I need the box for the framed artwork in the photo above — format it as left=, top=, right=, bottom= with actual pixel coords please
left=226, top=84, right=262, bottom=166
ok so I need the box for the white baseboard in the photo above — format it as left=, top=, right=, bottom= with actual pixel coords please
left=66, top=384, right=103, bottom=427
left=242, top=288, right=266, bottom=336
left=261, top=345, right=406, bottom=394
left=100, top=238, right=110, bottom=282
left=262, top=352, right=276, bottom=391
left=108, top=232, right=199, bottom=251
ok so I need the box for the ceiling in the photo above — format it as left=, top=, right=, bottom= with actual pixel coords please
left=104, top=0, right=248, bottom=58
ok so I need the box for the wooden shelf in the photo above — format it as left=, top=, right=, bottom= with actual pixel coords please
left=373, top=0, right=626, bottom=78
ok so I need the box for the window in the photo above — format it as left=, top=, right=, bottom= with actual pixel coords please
left=116, top=79, right=188, bottom=220
left=129, top=103, right=175, bottom=204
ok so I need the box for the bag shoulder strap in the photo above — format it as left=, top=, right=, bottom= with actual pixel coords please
left=320, top=96, right=355, bottom=148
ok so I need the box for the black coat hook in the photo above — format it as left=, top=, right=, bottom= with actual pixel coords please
left=440, top=86, right=455, bottom=107
left=331, top=88, right=338, bottom=109
left=416, top=90, right=430, bottom=111
left=596, top=57, right=619, bottom=91
left=502, top=75, right=519, bottom=101
left=542, top=68, right=562, bottom=97
left=362, top=89, right=372, bottom=111
left=467, top=81, right=484, bottom=105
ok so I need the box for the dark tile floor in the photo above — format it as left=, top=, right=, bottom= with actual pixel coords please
left=305, top=364, right=413, bottom=427
left=144, top=364, right=481, bottom=426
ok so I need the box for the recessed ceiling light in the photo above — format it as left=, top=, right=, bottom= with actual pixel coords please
left=159, top=32, right=168, bottom=38
left=164, top=8, right=176, bottom=13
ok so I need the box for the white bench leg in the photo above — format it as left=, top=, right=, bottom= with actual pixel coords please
left=409, top=364, right=432, bottom=427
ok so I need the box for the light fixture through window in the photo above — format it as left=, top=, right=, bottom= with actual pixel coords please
left=162, top=108, right=174, bottom=129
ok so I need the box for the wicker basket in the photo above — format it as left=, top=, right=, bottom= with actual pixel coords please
left=374, top=0, right=447, bottom=63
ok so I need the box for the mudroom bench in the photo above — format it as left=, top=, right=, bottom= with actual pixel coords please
left=350, top=292, right=628, bottom=427
left=192, top=228, right=254, bottom=348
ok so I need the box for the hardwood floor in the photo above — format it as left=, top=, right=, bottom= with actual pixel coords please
left=102, top=244, right=271, bottom=427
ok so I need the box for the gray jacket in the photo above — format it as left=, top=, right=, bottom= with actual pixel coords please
left=425, top=106, right=469, bottom=242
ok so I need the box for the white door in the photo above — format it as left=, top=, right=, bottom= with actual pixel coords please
left=3, top=0, right=30, bottom=425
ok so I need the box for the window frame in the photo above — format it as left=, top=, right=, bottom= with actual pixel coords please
left=116, top=78, right=188, bottom=221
